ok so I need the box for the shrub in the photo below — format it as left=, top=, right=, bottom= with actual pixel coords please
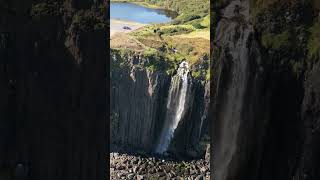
left=143, top=48, right=158, bottom=57
left=191, top=70, right=201, bottom=78
left=144, top=49, right=165, bottom=72
left=191, top=21, right=206, bottom=29
left=176, top=14, right=202, bottom=23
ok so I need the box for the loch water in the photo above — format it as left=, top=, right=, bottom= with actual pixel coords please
left=110, top=2, right=177, bottom=24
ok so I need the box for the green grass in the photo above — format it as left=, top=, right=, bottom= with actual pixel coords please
left=131, top=23, right=209, bottom=63
left=185, top=16, right=210, bottom=29
left=143, top=47, right=159, bottom=57
left=132, top=24, right=196, bottom=37
left=159, top=25, right=194, bottom=35
left=111, top=0, right=210, bottom=79
left=139, top=0, right=209, bottom=15
left=191, top=71, right=201, bottom=78
left=200, top=15, right=210, bottom=28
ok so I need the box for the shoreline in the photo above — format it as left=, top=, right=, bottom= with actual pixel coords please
left=110, top=19, right=146, bottom=37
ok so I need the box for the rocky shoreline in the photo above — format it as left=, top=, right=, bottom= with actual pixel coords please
left=110, top=153, right=210, bottom=180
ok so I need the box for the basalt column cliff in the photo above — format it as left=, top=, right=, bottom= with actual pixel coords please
left=109, top=0, right=210, bottom=160
left=0, top=0, right=108, bottom=179
left=212, top=0, right=320, bottom=180
left=110, top=50, right=210, bottom=158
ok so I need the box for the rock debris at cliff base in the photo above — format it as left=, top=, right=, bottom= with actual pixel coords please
left=110, top=153, right=210, bottom=180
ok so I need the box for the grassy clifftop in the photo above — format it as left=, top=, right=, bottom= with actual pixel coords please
left=111, top=0, right=210, bottom=80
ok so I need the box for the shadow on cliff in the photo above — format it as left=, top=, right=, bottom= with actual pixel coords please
left=0, top=0, right=108, bottom=179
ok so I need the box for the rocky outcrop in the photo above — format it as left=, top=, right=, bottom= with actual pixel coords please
left=110, top=50, right=209, bottom=158
left=212, top=0, right=320, bottom=180
left=0, top=0, right=107, bottom=179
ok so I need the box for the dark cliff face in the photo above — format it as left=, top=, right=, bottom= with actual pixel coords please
left=212, top=0, right=320, bottom=180
left=0, top=0, right=107, bottom=179
left=212, top=1, right=268, bottom=179
left=110, top=50, right=209, bottom=159
left=110, top=51, right=170, bottom=152
left=298, top=61, right=320, bottom=179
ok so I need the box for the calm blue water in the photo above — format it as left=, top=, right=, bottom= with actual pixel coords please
left=110, top=2, right=177, bottom=24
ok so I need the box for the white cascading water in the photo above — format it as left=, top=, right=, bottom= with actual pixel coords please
left=214, top=26, right=251, bottom=180
left=156, top=61, right=189, bottom=154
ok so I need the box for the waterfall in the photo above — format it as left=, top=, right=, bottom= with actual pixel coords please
left=156, top=61, right=189, bottom=154
left=213, top=0, right=257, bottom=177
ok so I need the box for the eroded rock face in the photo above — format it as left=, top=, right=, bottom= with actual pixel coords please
left=110, top=52, right=170, bottom=152
left=0, top=0, right=107, bottom=179
left=110, top=50, right=209, bottom=158
left=298, top=62, right=320, bottom=179
left=212, top=1, right=267, bottom=179
left=212, top=0, right=320, bottom=180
